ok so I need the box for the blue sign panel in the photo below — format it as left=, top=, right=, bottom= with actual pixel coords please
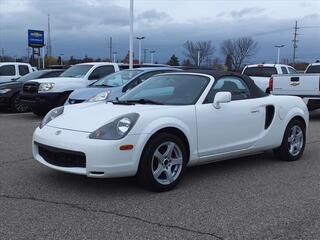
left=28, top=29, right=44, bottom=47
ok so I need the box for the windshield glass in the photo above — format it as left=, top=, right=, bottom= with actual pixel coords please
left=60, top=65, right=93, bottom=78
left=243, top=67, right=277, bottom=77
left=306, top=65, right=320, bottom=73
left=17, top=71, right=47, bottom=82
left=92, top=70, right=142, bottom=87
left=119, top=74, right=210, bottom=105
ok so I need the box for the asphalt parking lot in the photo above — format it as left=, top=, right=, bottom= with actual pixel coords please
left=0, top=111, right=319, bottom=240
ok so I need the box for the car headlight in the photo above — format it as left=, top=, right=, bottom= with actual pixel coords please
left=40, top=106, right=64, bottom=129
left=0, top=89, right=12, bottom=94
left=87, top=91, right=110, bottom=102
left=89, top=113, right=139, bottom=140
left=39, top=83, right=55, bottom=92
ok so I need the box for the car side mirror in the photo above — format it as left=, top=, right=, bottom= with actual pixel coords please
left=213, top=92, right=232, bottom=109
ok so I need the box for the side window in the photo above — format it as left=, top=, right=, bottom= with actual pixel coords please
left=18, top=65, right=30, bottom=76
left=281, top=67, right=288, bottom=74
left=288, top=67, right=297, bottom=74
left=0, top=65, right=15, bottom=76
left=88, top=66, right=115, bottom=80
left=123, top=71, right=161, bottom=92
left=204, top=76, right=251, bottom=103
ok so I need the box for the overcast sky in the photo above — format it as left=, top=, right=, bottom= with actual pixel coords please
left=0, top=0, right=319, bottom=64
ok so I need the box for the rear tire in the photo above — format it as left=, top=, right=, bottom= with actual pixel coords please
left=274, top=119, right=306, bottom=161
left=137, top=133, right=188, bottom=192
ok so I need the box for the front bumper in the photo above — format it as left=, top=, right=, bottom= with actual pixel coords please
left=33, top=126, right=150, bottom=178
left=0, top=95, right=11, bottom=107
left=20, top=92, right=62, bottom=110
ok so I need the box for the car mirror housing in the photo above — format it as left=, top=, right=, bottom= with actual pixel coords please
left=213, top=91, right=232, bottom=109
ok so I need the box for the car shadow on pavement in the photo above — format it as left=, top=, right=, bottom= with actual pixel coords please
left=35, top=151, right=278, bottom=195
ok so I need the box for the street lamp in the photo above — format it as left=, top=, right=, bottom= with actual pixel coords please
left=136, top=36, right=145, bottom=64
left=274, top=45, right=285, bottom=64
left=59, top=53, right=64, bottom=65
left=150, top=50, right=155, bottom=64
left=129, top=0, right=134, bottom=69
left=197, top=50, right=201, bottom=67
left=112, top=51, right=118, bottom=63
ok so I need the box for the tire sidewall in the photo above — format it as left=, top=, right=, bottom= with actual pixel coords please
left=281, top=119, right=306, bottom=161
left=138, top=133, right=188, bottom=192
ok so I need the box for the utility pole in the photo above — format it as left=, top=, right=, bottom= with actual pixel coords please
left=109, top=37, right=112, bottom=61
left=150, top=50, right=155, bottom=64
left=47, top=14, right=52, bottom=56
left=274, top=45, right=285, bottom=64
left=136, top=36, right=145, bottom=64
left=292, top=20, right=299, bottom=67
left=129, top=0, right=134, bottom=69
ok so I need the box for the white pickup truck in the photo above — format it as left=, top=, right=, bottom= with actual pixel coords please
left=20, top=62, right=121, bottom=115
left=270, top=64, right=320, bottom=111
left=0, top=62, right=34, bottom=83
left=242, top=64, right=297, bottom=93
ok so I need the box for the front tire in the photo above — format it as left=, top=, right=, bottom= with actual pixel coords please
left=274, top=119, right=306, bottom=161
left=137, top=133, right=188, bottom=192
left=10, top=94, right=30, bottom=113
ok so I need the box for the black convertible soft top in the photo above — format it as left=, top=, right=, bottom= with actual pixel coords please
left=181, top=68, right=267, bottom=98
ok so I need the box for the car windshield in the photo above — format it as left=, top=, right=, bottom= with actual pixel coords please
left=306, top=65, right=320, bottom=73
left=60, top=65, right=93, bottom=78
left=243, top=66, right=277, bottom=77
left=118, top=74, right=210, bottom=105
left=17, top=71, right=48, bottom=82
left=92, top=70, right=142, bottom=87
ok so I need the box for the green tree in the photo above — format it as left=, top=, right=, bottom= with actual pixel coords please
left=166, top=54, right=180, bottom=66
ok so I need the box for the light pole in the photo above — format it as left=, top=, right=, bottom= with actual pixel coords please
left=136, top=36, right=145, bottom=64
left=274, top=45, right=285, bottom=64
left=129, top=0, right=134, bottom=69
left=197, top=50, right=200, bottom=67
left=113, top=51, right=117, bottom=63
left=59, top=53, right=64, bottom=65
left=150, top=50, right=155, bottom=64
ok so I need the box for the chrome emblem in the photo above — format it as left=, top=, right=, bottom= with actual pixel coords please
left=55, top=130, right=62, bottom=136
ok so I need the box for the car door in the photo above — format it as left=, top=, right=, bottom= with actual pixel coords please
left=196, top=76, right=266, bottom=157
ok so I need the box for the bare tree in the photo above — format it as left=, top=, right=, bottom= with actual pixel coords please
left=183, top=40, right=214, bottom=66
left=221, top=37, right=258, bottom=71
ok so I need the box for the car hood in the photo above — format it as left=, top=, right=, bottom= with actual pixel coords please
left=68, top=87, right=110, bottom=101
left=0, top=81, right=22, bottom=88
left=29, top=77, right=84, bottom=84
left=47, top=101, right=170, bottom=132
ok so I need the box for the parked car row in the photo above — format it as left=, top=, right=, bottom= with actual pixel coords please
left=0, top=60, right=313, bottom=191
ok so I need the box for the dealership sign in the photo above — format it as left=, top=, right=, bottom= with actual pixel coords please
left=28, top=29, right=44, bottom=47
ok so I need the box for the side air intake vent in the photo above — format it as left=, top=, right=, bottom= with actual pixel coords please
left=265, top=105, right=275, bottom=129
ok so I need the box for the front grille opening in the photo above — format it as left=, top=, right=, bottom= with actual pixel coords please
left=23, top=83, right=39, bottom=93
left=37, top=142, right=86, bottom=168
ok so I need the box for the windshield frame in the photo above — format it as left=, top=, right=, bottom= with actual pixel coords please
left=118, top=72, right=212, bottom=106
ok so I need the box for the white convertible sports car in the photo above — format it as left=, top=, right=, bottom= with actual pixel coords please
left=33, top=70, right=309, bottom=191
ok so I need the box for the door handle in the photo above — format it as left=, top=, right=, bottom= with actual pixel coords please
left=251, top=109, right=260, bottom=114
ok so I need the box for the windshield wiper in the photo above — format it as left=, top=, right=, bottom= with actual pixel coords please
left=112, top=98, right=163, bottom=105
left=93, top=84, right=113, bottom=87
